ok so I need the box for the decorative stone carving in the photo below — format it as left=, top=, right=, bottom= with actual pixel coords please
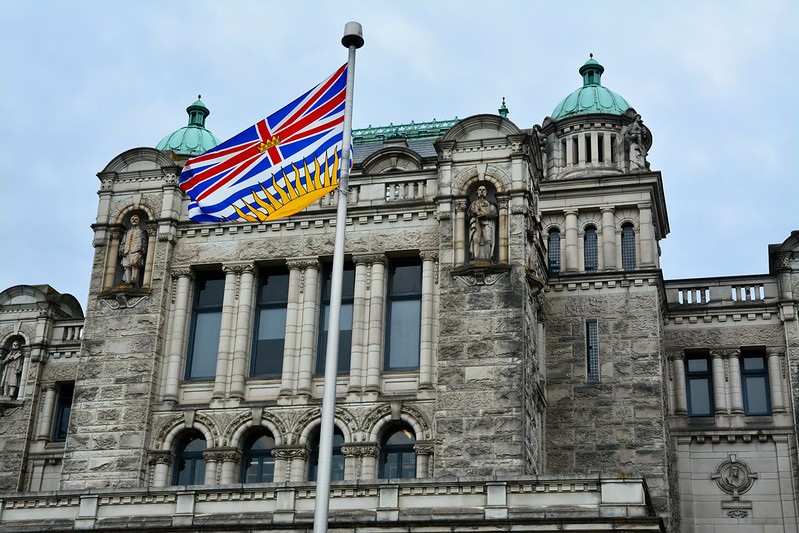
left=341, top=443, right=379, bottom=458
left=119, top=214, right=148, bottom=287
left=100, top=294, right=148, bottom=310
left=468, top=185, right=498, bottom=262
left=454, top=271, right=508, bottom=287
left=726, top=508, right=749, bottom=518
left=0, top=339, right=24, bottom=399
left=271, top=446, right=310, bottom=460
left=711, top=454, right=757, bottom=498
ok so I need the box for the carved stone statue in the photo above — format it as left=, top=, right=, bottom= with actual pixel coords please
left=621, top=114, right=648, bottom=169
left=468, top=185, right=498, bottom=261
left=120, top=214, right=147, bottom=286
left=1, top=340, right=23, bottom=399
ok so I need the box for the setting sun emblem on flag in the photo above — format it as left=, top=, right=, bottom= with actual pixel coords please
left=179, top=64, right=348, bottom=223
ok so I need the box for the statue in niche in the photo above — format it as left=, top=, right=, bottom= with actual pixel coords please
left=621, top=113, right=648, bottom=169
left=468, top=185, right=498, bottom=262
left=1, top=340, right=23, bottom=399
left=119, top=214, right=147, bottom=287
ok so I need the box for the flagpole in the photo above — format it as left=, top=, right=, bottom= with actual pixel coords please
left=312, top=21, right=363, bottom=533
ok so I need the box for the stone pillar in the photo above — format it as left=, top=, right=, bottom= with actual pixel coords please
left=296, top=261, right=320, bottom=397
left=565, top=136, right=574, bottom=166
left=419, top=252, right=437, bottom=390
left=229, top=265, right=255, bottom=400
left=590, top=132, right=599, bottom=164
left=150, top=454, right=173, bottom=487
left=102, top=229, right=122, bottom=290
left=710, top=351, right=728, bottom=414
left=726, top=349, right=744, bottom=415
left=272, top=447, right=307, bottom=483
left=36, top=384, right=57, bottom=440
left=279, top=262, right=304, bottom=397
left=603, top=132, right=612, bottom=164
left=670, top=354, right=687, bottom=415
left=767, top=348, right=786, bottom=413
left=577, top=133, right=586, bottom=164
left=342, top=443, right=379, bottom=480
left=213, top=266, right=240, bottom=399
left=638, top=203, right=656, bottom=268
left=601, top=207, right=616, bottom=271
left=564, top=210, right=579, bottom=273
left=365, top=256, right=387, bottom=393
left=414, top=442, right=435, bottom=479
left=218, top=450, right=242, bottom=485
left=202, top=451, right=220, bottom=485
left=348, top=256, right=371, bottom=394
left=497, top=197, right=509, bottom=264
left=454, top=200, right=467, bottom=266
left=141, top=226, right=157, bottom=288
left=164, top=270, right=193, bottom=402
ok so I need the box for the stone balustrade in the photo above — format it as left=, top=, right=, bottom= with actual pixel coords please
left=665, top=275, right=778, bottom=310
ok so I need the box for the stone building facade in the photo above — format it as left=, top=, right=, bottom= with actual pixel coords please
left=0, top=58, right=797, bottom=532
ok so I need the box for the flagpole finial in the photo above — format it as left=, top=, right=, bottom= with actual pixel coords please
left=342, top=21, right=364, bottom=49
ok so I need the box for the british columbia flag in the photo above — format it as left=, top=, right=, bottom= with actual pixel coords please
left=179, top=64, right=348, bottom=222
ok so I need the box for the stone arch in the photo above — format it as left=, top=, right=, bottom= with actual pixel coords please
left=364, top=404, right=431, bottom=442
left=104, top=204, right=158, bottom=291
left=226, top=410, right=287, bottom=448
left=113, top=203, right=157, bottom=226
left=451, top=164, right=511, bottom=197
left=102, top=147, right=175, bottom=174
left=155, top=413, right=218, bottom=451
left=295, top=407, right=357, bottom=446
left=362, top=146, right=423, bottom=174
left=440, top=114, right=522, bottom=143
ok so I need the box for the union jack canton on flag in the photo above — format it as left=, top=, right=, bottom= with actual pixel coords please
left=179, top=64, right=348, bottom=223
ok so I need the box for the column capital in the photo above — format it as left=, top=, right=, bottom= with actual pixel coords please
left=271, top=445, right=310, bottom=460
left=341, top=443, right=379, bottom=458
left=600, top=206, right=615, bottom=214
left=286, top=258, right=320, bottom=271
left=413, top=441, right=435, bottom=456
left=170, top=268, right=194, bottom=280
left=353, top=253, right=386, bottom=266
left=148, top=451, right=174, bottom=466
left=637, top=202, right=652, bottom=210
left=454, top=199, right=468, bottom=212
left=766, top=347, right=786, bottom=357
left=419, top=250, right=439, bottom=262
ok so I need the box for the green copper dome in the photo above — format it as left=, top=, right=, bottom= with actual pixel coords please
left=551, top=56, right=631, bottom=120
left=156, top=96, right=220, bottom=156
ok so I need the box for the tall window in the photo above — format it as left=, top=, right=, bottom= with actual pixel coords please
left=586, top=321, right=599, bottom=382
left=584, top=225, right=598, bottom=272
left=308, top=426, right=344, bottom=482
left=240, top=431, right=275, bottom=483
left=379, top=426, right=416, bottom=479
left=186, top=272, right=225, bottom=380
left=686, top=356, right=713, bottom=417
left=741, top=352, right=770, bottom=415
left=547, top=229, right=561, bottom=276
left=173, top=432, right=206, bottom=485
left=250, top=269, right=290, bottom=377
left=316, top=263, right=354, bottom=375
left=52, top=382, right=74, bottom=442
left=621, top=223, right=636, bottom=271
left=385, top=259, right=422, bottom=371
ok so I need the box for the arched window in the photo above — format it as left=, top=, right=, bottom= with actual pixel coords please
left=584, top=225, right=598, bottom=272
left=240, top=431, right=275, bottom=483
left=308, top=426, right=345, bottom=481
left=621, top=223, right=636, bottom=271
left=547, top=229, right=561, bottom=276
left=379, top=426, right=416, bottom=479
left=173, top=432, right=206, bottom=485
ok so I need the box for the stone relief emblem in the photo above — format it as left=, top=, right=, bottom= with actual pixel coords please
left=468, top=185, right=498, bottom=263
left=711, top=454, right=757, bottom=499
left=0, top=339, right=24, bottom=399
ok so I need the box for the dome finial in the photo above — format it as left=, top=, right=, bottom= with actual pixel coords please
left=498, top=97, right=509, bottom=118
left=579, top=54, right=604, bottom=86
left=186, top=96, right=210, bottom=127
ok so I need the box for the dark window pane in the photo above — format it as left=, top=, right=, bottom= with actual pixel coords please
left=196, top=277, right=225, bottom=307
left=621, top=224, right=636, bottom=271
left=52, top=383, right=74, bottom=442
left=380, top=427, right=416, bottom=479
left=687, top=358, right=709, bottom=373
left=387, top=299, right=421, bottom=370
left=743, top=376, right=769, bottom=415
left=586, top=321, right=599, bottom=382
left=308, top=428, right=345, bottom=482
left=742, top=356, right=765, bottom=371
left=251, top=270, right=289, bottom=377
left=187, top=311, right=222, bottom=379
left=548, top=230, right=561, bottom=276
left=584, top=227, right=598, bottom=272
left=241, top=433, right=275, bottom=483
left=317, top=302, right=353, bottom=374
left=258, top=273, right=290, bottom=304
left=174, top=434, right=206, bottom=486
left=390, top=264, right=422, bottom=295
left=688, top=378, right=712, bottom=416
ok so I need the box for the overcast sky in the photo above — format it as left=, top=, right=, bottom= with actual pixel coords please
left=1, top=1, right=796, bottom=309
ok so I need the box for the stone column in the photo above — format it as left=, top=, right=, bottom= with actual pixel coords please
left=296, top=261, right=321, bottom=397
left=213, top=266, right=240, bottom=399
left=36, top=384, right=57, bottom=440
left=348, top=256, right=371, bottom=394
left=365, top=256, right=387, bottom=393
left=202, top=450, right=221, bottom=485
left=577, top=133, right=586, bottom=164
left=710, top=351, right=728, bottom=415
left=603, top=132, right=613, bottom=164
left=497, top=197, right=509, bottom=264
left=218, top=450, right=242, bottom=485
left=670, top=353, right=687, bottom=415
left=419, top=252, right=437, bottom=390
left=341, top=443, right=379, bottom=480
left=601, top=207, right=616, bottom=271
left=590, top=132, right=599, bottom=164
left=767, top=347, right=786, bottom=413
left=164, top=270, right=193, bottom=402
left=102, top=229, right=122, bottom=290
left=726, top=349, right=744, bottom=415
left=279, top=262, right=305, bottom=397
left=638, top=203, right=656, bottom=268
left=454, top=200, right=467, bottom=266
left=142, top=226, right=157, bottom=288
left=272, top=446, right=307, bottom=483
left=564, top=210, right=579, bottom=273
left=414, top=442, right=435, bottom=479
left=229, top=265, right=255, bottom=400
left=565, top=136, right=574, bottom=166
left=150, top=453, right=173, bottom=487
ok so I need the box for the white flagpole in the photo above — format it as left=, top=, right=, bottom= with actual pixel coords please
left=312, top=21, right=363, bottom=533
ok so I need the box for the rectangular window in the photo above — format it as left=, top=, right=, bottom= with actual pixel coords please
left=316, top=263, right=355, bottom=375
left=584, top=227, right=598, bottom=272
left=186, top=272, right=225, bottom=380
left=586, top=321, right=599, bottom=382
left=385, top=259, right=422, bottom=371
left=52, top=382, right=74, bottom=442
left=250, top=269, right=290, bottom=377
left=621, top=223, right=636, bottom=271
left=686, top=356, right=713, bottom=416
left=547, top=230, right=561, bottom=276
left=741, top=351, right=770, bottom=415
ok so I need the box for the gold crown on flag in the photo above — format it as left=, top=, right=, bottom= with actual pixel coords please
left=258, top=135, right=281, bottom=152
